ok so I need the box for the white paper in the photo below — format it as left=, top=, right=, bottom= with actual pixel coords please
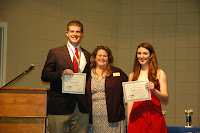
left=62, top=73, right=86, bottom=94
left=122, top=81, right=151, bottom=103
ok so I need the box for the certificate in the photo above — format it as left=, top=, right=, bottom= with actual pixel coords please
left=122, top=81, right=151, bottom=103
left=62, top=73, right=86, bottom=94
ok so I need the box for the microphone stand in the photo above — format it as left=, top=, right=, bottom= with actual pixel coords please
left=2, top=65, right=34, bottom=88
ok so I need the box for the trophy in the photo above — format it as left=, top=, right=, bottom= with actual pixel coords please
left=162, top=111, right=167, bottom=117
left=184, top=109, right=193, bottom=127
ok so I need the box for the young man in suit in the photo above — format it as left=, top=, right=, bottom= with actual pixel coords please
left=42, top=20, right=91, bottom=133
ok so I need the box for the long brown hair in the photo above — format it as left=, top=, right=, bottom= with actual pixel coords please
left=132, top=43, right=159, bottom=87
left=90, top=46, right=113, bottom=77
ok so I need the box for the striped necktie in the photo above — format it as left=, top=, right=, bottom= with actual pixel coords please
left=73, top=48, right=79, bottom=73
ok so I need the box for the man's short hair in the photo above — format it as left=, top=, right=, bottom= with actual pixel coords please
left=67, top=20, right=83, bottom=32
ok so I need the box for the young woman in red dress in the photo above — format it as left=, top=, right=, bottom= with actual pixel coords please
left=127, top=43, right=168, bottom=133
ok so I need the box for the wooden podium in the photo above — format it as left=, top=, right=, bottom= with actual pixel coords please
left=0, top=87, right=48, bottom=133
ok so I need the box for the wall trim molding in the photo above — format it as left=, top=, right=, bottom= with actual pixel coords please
left=0, top=22, right=8, bottom=87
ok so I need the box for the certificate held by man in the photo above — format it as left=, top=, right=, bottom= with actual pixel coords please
left=62, top=73, right=86, bottom=94
left=122, top=81, right=151, bottom=103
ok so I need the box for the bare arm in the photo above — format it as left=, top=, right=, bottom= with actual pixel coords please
left=127, top=102, right=133, bottom=123
left=127, top=72, right=134, bottom=123
left=146, top=69, right=168, bottom=102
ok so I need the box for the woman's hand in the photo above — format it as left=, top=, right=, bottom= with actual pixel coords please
left=145, top=70, right=168, bottom=102
left=145, top=81, right=155, bottom=90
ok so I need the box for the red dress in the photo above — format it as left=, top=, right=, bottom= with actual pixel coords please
left=128, top=85, right=168, bottom=133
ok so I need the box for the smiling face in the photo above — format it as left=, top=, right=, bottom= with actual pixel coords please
left=95, top=49, right=109, bottom=69
left=66, top=26, right=84, bottom=47
left=137, top=47, right=152, bottom=66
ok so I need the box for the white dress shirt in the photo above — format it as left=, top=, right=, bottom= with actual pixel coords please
left=67, top=41, right=87, bottom=72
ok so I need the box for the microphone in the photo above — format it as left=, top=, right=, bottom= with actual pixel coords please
left=25, top=64, right=35, bottom=73
left=2, top=64, right=35, bottom=88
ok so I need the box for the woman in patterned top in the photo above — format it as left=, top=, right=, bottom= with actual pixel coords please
left=86, top=46, right=128, bottom=133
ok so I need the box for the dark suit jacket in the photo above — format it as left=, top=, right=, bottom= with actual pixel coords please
left=41, top=44, right=91, bottom=115
left=86, top=66, right=128, bottom=123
